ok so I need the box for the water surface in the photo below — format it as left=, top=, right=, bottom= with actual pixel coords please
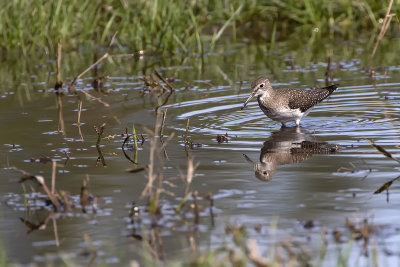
left=1, top=40, right=400, bottom=265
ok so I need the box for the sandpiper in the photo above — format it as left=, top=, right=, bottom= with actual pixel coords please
left=241, top=77, right=338, bottom=127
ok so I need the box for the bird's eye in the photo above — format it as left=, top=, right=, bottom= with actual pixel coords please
left=259, top=83, right=264, bottom=88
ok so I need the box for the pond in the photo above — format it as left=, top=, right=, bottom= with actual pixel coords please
left=1, top=38, right=400, bottom=265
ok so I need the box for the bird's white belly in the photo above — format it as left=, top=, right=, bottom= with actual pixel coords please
left=267, top=108, right=311, bottom=123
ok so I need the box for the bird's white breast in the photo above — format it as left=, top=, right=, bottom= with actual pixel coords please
left=267, top=107, right=311, bottom=123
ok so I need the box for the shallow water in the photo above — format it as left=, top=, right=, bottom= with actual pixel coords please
left=1, top=40, right=400, bottom=265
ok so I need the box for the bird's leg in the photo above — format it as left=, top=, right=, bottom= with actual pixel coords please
left=281, top=122, right=287, bottom=128
left=295, top=119, right=300, bottom=127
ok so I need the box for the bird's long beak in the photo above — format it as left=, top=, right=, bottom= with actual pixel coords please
left=241, top=91, right=256, bottom=110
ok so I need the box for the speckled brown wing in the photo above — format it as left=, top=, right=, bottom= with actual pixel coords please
left=286, top=84, right=338, bottom=112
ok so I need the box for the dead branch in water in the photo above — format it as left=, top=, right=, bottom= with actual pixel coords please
left=94, top=123, right=107, bottom=167
left=159, top=109, right=169, bottom=159
left=68, top=53, right=109, bottom=93
left=374, top=175, right=400, bottom=195
left=54, top=40, right=63, bottom=94
left=19, top=174, right=61, bottom=210
left=94, top=123, right=106, bottom=146
left=184, top=118, right=190, bottom=147
left=122, top=128, right=137, bottom=165
left=141, top=73, right=168, bottom=93
left=68, top=32, right=118, bottom=93
left=154, top=70, right=174, bottom=91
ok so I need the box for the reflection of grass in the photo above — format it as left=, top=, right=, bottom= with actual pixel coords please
left=0, top=242, right=7, bottom=267
left=74, top=217, right=388, bottom=266
left=0, top=0, right=398, bottom=54
left=181, top=218, right=385, bottom=267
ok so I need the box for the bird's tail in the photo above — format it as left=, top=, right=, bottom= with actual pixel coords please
left=322, top=84, right=339, bottom=95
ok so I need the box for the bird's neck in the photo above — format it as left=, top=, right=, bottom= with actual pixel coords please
left=258, top=88, right=274, bottom=101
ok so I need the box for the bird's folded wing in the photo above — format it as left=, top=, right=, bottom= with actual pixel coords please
left=286, top=87, right=336, bottom=112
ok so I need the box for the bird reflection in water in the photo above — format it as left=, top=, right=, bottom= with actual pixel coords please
left=244, top=127, right=338, bottom=181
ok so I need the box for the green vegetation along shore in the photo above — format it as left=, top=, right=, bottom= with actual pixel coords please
left=0, top=0, right=398, bottom=54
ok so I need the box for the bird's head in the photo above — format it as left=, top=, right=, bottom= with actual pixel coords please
left=241, top=77, right=272, bottom=110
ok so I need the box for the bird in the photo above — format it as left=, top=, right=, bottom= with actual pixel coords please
left=241, top=77, right=338, bottom=127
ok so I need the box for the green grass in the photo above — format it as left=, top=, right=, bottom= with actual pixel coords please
left=0, top=0, right=398, bottom=54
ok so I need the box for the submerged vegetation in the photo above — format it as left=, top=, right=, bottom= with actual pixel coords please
left=0, top=0, right=398, bottom=54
